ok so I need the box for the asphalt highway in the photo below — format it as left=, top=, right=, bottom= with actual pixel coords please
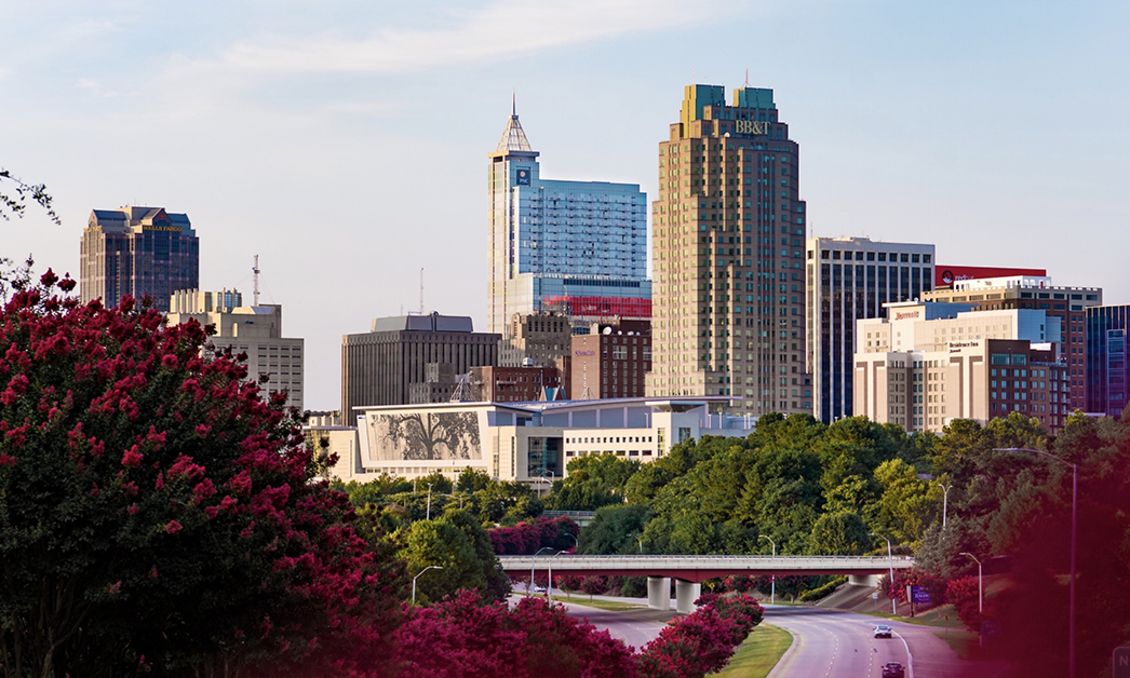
left=766, top=606, right=1000, bottom=678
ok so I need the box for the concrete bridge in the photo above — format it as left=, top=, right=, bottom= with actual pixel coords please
left=499, top=554, right=914, bottom=613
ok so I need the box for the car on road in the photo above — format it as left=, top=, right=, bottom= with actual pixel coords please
left=881, top=662, right=905, bottom=678
left=873, top=624, right=893, bottom=639
left=527, top=584, right=546, bottom=594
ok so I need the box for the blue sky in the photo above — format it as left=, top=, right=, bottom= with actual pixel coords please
left=4, top=0, right=1128, bottom=410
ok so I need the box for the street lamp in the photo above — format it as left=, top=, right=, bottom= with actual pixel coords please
left=562, top=532, right=578, bottom=552
left=959, top=552, right=983, bottom=614
left=530, top=546, right=555, bottom=596
left=872, top=534, right=896, bottom=615
left=759, top=535, right=776, bottom=606
left=548, top=549, right=567, bottom=603
left=937, top=482, right=952, bottom=529
left=411, top=565, right=443, bottom=605
left=994, top=446, right=1078, bottom=678
left=425, top=482, right=434, bottom=520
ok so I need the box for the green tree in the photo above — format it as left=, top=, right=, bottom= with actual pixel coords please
left=579, top=505, right=651, bottom=555
left=809, top=511, right=870, bottom=555
left=873, top=458, right=935, bottom=545
left=547, top=454, right=640, bottom=510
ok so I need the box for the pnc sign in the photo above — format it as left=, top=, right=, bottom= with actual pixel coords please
left=734, top=120, right=770, bottom=135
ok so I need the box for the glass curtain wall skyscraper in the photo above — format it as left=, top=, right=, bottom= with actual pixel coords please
left=646, top=84, right=810, bottom=415
left=487, top=103, right=650, bottom=355
left=1086, top=304, right=1130, bottom=417
left=79, top=206, right=198, bottom=313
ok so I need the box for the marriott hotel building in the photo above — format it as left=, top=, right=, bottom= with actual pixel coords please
left=646, top=84, right=810, bottom=415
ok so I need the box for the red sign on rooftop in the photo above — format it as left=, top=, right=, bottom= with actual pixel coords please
left=934, top=265, right=1047, bottom=289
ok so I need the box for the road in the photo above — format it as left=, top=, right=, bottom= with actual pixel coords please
left=555, top=600, right=673, bottom=651
left=766, top=606, right=999, bottom=678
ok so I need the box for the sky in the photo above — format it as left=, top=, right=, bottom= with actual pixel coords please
left=3, top=0, right=1128, bottom=411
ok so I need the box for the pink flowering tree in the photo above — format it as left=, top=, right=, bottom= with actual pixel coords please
left=0, top=270, right=404, bottom=676
left=635, top=592, right=763, bottom=677
left=394, top=590, right=637, bottom=678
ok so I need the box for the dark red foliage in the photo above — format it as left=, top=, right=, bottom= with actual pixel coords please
left=488, top=515, right=579, bottom=555
left=394, top=590, right=636, bottom=678
left=0, top=277, right=405, bottom=675
left=635, top=593, right=763, bottom=678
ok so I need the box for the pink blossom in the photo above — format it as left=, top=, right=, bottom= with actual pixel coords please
left=164, top=519, right=183, bottom=535
left=121, top=445, right=143, bottom=467
left=0, top=453, right=16, bottom=468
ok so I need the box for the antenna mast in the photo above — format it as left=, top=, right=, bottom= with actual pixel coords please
left=252, top=254, right=261, bottom=306
left=419, top=267, right=424, bottom=315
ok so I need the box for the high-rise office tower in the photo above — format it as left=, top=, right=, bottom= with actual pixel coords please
left=806, top=237, right=935, bottom=422
left=646, top=84, right=809, bottom=415
left=80, top=206, right=199, bottom=312
left=923, top=275, right=1101, bottom=411
left=1085, top=304, right=1130, bottom=417
left=340, top=313, right=499, bottom=419
left=487, top=103, right=650, bottom=348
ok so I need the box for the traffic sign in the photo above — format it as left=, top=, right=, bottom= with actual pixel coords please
left=1114, top=646, right=1130, bottom=678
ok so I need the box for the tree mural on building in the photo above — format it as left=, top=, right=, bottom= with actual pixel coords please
left=377, top=411, right=480, bottom=460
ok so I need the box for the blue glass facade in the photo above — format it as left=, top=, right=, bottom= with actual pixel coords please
left=488, top=110, right=650, bottom=336
left=1086, top=305, right=1130, bottom=416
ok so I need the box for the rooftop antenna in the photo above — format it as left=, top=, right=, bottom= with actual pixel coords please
left=418, top=267, right=424, bottom=315
left=512, top=90, right=516, bottom=117
left=744, top=68, right=749, bottom=87
left=252, top=254, right=261, bottom=306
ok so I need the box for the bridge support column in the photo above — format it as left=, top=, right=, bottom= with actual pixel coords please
left=848, top=574, right=881, bottom=587
left=647, top=576, right=671, bottom=610
left=674, top=579, right=701, bottom=614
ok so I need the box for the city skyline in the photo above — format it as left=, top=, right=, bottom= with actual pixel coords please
left=5, top=1, right=1129, bottom=409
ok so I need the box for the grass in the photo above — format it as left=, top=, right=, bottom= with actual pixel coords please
left=545, top=593, right=645, bottom=611
left=710, top=623, right=793, bottom=678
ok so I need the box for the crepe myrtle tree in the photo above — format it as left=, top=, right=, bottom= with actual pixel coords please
left=0, top=269, right=405, bottom=677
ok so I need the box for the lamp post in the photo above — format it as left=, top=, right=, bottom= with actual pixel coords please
left=562, top=532, right=578, bottom=552
left=759, top=535, right=776, bottom=605
left=937, top=482, right=952, bottom=529
left=959, top=552, right=983, bottom=614
left=873, top=534, right=896, bottom=615
left=411, top=565, right=443, bottom=605
left=994, top=447, right=1077, bottom=678
left=531, top=546, right=555, bottom=595
left=548, top=549, right=566, bottom=603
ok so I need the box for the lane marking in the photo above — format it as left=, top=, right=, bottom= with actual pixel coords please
left=892, top=628, right=915, bottom=678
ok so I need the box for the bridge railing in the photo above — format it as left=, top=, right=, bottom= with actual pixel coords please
left=497, top=554, right=915, bottom=569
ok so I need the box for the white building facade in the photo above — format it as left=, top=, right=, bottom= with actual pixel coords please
left=313, top=397, right=754, bottom=485
left=167, top=289, right=304, bottom=411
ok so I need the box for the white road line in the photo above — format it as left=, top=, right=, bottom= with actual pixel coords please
left=893, top=628, right=915, bottom=678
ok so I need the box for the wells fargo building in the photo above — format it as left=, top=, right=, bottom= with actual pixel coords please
left=646, top=85, right=810, bottom=415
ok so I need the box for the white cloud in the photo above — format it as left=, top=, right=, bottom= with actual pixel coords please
left=221, top=0, right=716, bottom=74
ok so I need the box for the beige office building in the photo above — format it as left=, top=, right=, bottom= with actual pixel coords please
left=646, top=84, right=809, bottom=415
left=167, top=289, right=304, bottom=411
left=922, top=275, right=1101, bottom=411
left=854, top=302, right=1068, bottom=432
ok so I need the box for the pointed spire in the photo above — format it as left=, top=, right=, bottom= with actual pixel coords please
left=494, top=96, right=534, bottom=155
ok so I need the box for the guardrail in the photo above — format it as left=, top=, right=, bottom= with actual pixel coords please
left=497, top=554, right=915, bottom=576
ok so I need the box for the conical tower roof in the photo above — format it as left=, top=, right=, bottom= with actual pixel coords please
left=493, top=94, right=536, bottom=156
left=495, top=113, right=533, bottom=154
